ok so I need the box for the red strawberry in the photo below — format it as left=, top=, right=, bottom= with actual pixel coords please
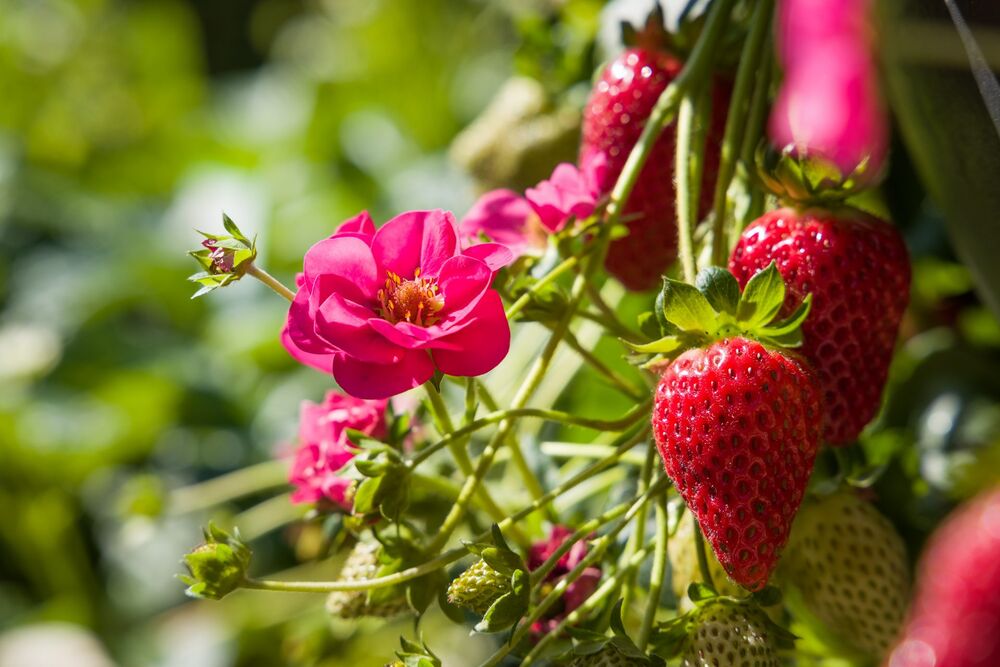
left=582, top=48, right=728, bottom=291
left=639, top=265, right=822, bottom=591
left=729, top=207, right=910, bottom=444
left=888, top=487, right=1000, bottom=667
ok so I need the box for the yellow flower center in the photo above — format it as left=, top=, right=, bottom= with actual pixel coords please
left=377, top=268, right=444, bottom=326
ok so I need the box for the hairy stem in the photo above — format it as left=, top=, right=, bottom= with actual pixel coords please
left=638, top=491, right=669, bottom=649
left=246, top=263, right=296, bottom=302
left=709, top=0, right=775, bottom=266
left=168, top=460, right=290, bottom=514
left=675, top=85, right=711, bottom=283
left=694, top=519, right=716, bottom=590
left=505, top=255, right=580, bottom=320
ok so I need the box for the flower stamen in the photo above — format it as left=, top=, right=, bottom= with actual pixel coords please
left=376, top=268, right=444, bottom=326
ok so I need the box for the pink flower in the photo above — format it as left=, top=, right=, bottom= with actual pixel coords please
left=526, top=525, right=602, bottom=636
left=458, top=189, right=546, bottom=260
left=769, top=0, right=888, bottom=184
left=288, top=391, right=388, bottom=508
left=525, top=154, right=607, bottom=233
left=282, top=210, right=513, bottom=399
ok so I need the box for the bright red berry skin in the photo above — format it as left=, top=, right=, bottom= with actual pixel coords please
left=888, top=487, right=1000, bottom=667
left=729, top=207, right=910, bottom=445
left=582, top=48, right=727, bottom=291
left=652, top=337, right=822, bottom=591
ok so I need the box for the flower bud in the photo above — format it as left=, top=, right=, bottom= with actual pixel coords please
left=179, top=523, right=251, bottom=600
left=187, top=214, right=257, bottom=298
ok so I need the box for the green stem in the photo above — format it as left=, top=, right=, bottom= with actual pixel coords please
left=168, top=460, right=290, bottom=514
left=505, top=255, right=580, bottom=320
left=694, top=519, right=716, bottom=590
left=675, top=85, right=711, bottom=283
left=422, top=383, right=522, bottom=541
left=240, top=423, right=647, bottom=595
left=481, top=476, right=671, bottom=667
left=618, top=443, right=657, bottom=621
left=235, top=493, right=308, bottom=540
left=246, top=263, right=296, bottom=302
left=409, top=401, right=650, bottom=467
left=558, top=327, right=646, bottom=401
left=474, top=380, right=553, bottom=521
left=736, top=43, right=777, bottom=235
left=604, top=0, right=737, bottom=228
left=709, top=0, right=775, bottom=266
left=638, top=492, right=669, bottom=649
left=583, top=281, right=638, bottom=341
left=521, top=545, right=655, bottom=665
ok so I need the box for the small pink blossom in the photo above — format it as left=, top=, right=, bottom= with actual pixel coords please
left=526, top=525, right=602, bottom=636
left=288, top=391, right=388, bottom=508
left=282, top=210, right=513, bottom=399
left=459, top=189, right=546, bottom=260
left=770, top=0, right=888, bottom=184
left=526, top=153, right=607, bottom=233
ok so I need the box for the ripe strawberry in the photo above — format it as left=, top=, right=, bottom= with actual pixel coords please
left=642, top=265, right=822, bottom=591
left=729, top=207, right=910, bottom=444
left=446, top=558, right=511, bottom=615
left=326, top=540, right=408, bottom=619
left=781, top=490, right=910, bottom=658
left=888, top=487, right=1000, bottom=667
left=581, top=16, right=728, bottom=291
left=679, top=599, right=782, bottom=666
left=668, top=511, right=753, bottom=606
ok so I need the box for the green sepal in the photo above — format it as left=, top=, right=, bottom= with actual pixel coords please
left=757, top=143, right=880, bottom=205
left=392, top=636, right=442, bottom=667
left=751, top=585, right=783, bottom=607
left=660, top=279, right=719, bottom=334
left=687, top=581, right=717, bottom=603
left=474, top=569, right=529, bottom=633
left=187, top=213, right=257, bottom=298
left=179, top=523, right=252, bottom=600
left=696, top=267, right=741, bottom=316
left=462, top=525, right=524, bottom=576
left=737, top=262, right=785, bottom=329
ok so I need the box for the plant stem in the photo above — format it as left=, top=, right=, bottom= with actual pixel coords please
left=521, top=544, right=655, bottom=665
left=558, top=327, right=646, bottom=400
left=709, top=0, right=775, bottom=266
left=474, top=380, right=553, bottom=521
left=675, top=85, right=711, bottom=283
left=604, top=0, right=737, bottom=228
left=618, top=444, right=657, bottom=622
left=583, top=281, right=639, bottom=341
left=422, top=383, right=525, bottom=543
left=246, top=263, right=296, bottom=302
left=235, top=493, right=307, bottom=540
left=504, top=255, right=580, bottom=320
left=694, top=519, right=716, bottom=590
left=481, top=476, right=671, bottom=667
left=168, top=460, right=290, bottom=514
left=241, top=423, right=648, bottom=595
left=408, top=400, right=650, bottom=468
left=638, top=492, right=669, bottom=649
left=735, top=45, right=777, bottom=235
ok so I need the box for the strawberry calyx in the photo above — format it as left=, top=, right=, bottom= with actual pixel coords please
left=628, top=263, right=812, bottom=369
left=559, top=600, right=663, bottom=665
left=757, top=144, right=883, bottom=206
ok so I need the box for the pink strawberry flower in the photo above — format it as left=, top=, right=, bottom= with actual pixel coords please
left=526, top=525, right=602, bottom=636
left=769, top=0, right=888, bottom=184
left=288, top=391, right=388, bottom=508
left=282, top=209, right=513, bottom=399
left=526, top=153, right=607, bottom=233
left=458, top=189, right=546, bottom=260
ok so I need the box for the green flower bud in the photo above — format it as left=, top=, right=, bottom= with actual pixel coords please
left=179, top=523, right=251, bottom=600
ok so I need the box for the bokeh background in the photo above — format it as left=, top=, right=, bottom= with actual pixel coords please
left=1, top=0, right=999, bottom=665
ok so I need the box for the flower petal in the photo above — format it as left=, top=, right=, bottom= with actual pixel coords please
left=459, top=190, right=534, bottom=259
left=437, top=255, right=492, bottom=317
left=372, top=209, right=458, bottom=279
left=303, top=235, right=379, bottom=304
left=286, top=286, right=337, bottom=355
left=462, top=242, right=514, bottom=273
left=281, top=324, right=336, bottom=374
left=317, top=293, right=398, bottom=363
left=367, top=318, right=464, bottom=351
left=334, top=210, right=376, bottom=239
left=431, top=291, right=510, bottom=377
left=332, top=350, right=436, bottom=399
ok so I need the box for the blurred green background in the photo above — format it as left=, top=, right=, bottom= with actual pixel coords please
left=2, top=0, right=1000, bottom=665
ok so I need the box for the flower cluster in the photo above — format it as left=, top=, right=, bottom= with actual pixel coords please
left=288, top=391, right=388, bottom=509
left=459, top=153, right=606, bottom=260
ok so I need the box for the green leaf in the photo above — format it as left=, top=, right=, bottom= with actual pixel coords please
left=660, top=278, right=719, bottom=333
left=352, top=476, right=383, bottom=515
left=609, top=599, right=627, bottom=636
left=623, top=335, right=683, bottom=355
left=695, top=267, right=741, bottom=316
left=354, top=458, right=391, bottom=477
left=737, top=262, right=785, bottom=328
left=637, top=311, right=663, bottom=340
left=752, top=585, right=783, bottom=607
left=474, top=577, right=528, bottom=634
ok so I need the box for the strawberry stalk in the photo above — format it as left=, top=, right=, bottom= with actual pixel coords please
left=617, top=443, right=658, bottom=623
left=244, top=263, right=296, bottom=302
left=675, top=85, right=712, bottom=283
left=423, top=382, right=530, bottom=546
left=693, top=519, right=716, bottom=590
left=638, top=490, right=670, bottom=650
left=709, top=0, right=776, bottom=266
left=733, top=44, right=777, bottom=237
